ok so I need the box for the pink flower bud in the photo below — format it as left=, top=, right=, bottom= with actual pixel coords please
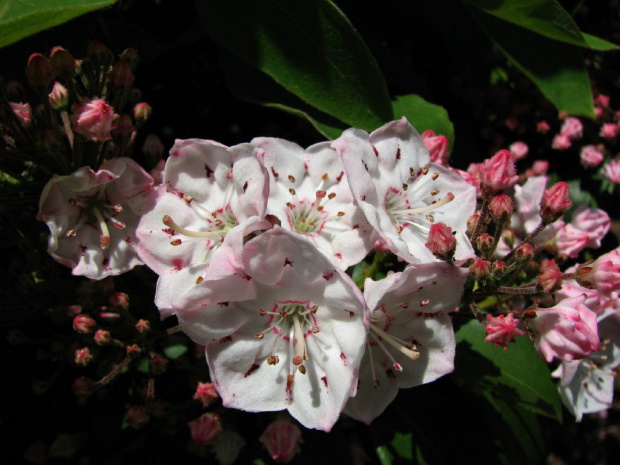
left=86, top=41, right=113, bottom=64
left=480, top=149, right=519, bottom=198
left=135, top=319, right=150, bottom=333
left=188, top=413, right=222, bottom=446
left=425, top=223, right=456, bottom=261
left=476, top=234, right=494, bottom=254
left=94, top=329, right=111, bottom=345
left=127, top=406, right=149, bottom=429
left=421, top=129, right=450, bottom=165
left=492, top=261, right=507, bottom=274
left=602, top=159, right=620, bottom=184
left=470, top=258, right=491, bottom=279
left=489, top=194, right=514, bottom=223
left=72, top=314, right=96, bottom=334
left=133, top=102, right=152, bottom=122
left=48, top=82, right=68, bottom=110
left=10, top=102, right=32, bottom=127
left=530, top=295, right=599, bottom=362
left=524, top=160, right=549, bottom=177
left=74, top=347, right=93, bottom=366
left=50, top=46, right=75, bottom=77
left=560, top=117, right=583, bottom=140
left=485, top=313, right=524, bottom=350
left=150, top=353, right=169, bottom=374
left=536, top=121, right=550, bottom=134
left=575, top=248, right=620, bottom=298
left=555, top=225, right=590, bottom=258
left=509, top=141, right=529, bottom=161
left=108, top=60, right=134, bottom=89
left=467, top=213, right=480, bottom=236
left=595, top=94, right=610, bottom=108
left=537, top=259, right=562, bottom=292
left=110, top=292, right=129, bottom=309
left=600, top=123, right=619, bottom=139
left=540, top=182, right=572, bottom=224
left=259, top=420, right=303, bottom=463
left=120, top=48, right=139, bottom=71
left=112, top=113, right=134, bottom=139
left=580, top=145, right=604, bottom=168
left=72, top=376, right=95, bottom=396
left=552, top=133, right=572, bottom=150
left=514, top=243, right=535, bottom=262
left=71, top=98, right=118, bottom=141
left=26, top=53, right=55, bottom=92
left=126, top=344, right=141, bottom=357
left=193, top=381, right=219, bottom=407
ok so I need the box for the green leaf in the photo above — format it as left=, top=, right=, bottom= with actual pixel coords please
left=567, top=179, right=598, bottom=210
left=196, top=0, right=392, bottom=132
left=454, top=320, right=563, bottom=421
left=392, top=95, right=455, bottom=149
left=464, top=0, right=585, bottom=46
left=163, top=344, right=188, bottom=360
left=219, top=50, right=346, bottom=140
left=467, top=6, right=594, bottom=117
left=582, top=33, right=620, bottom=51
left=0, top=0, right=117, bottom=49
left=480, top=392, right=545, bottom=465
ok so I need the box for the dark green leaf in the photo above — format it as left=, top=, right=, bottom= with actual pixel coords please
left=196, top=0, right=392, bottom=131
left=582, top=33, right=620, bottom=51
left=467, top=7, right=594, bottom=117
left=454, top=319, right=563, bottom=421
left=219, top=50, right=346, bottom=139
left=392, top=95, right=454, bottom=149
left=0, top=0, right=117, bottom=49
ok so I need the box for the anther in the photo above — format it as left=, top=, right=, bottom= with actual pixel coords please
left=288, top=175, right=296, bottom=183
left=289, top=188, right=296, bottom=195
left=267, top=355, right=279, bottom=365
left=321, top=173, right=328, bottom=180
left=426, top=215, right=435, bottom=222
left=432, top=173, right=439, bottom=180
left=195, top=276, right=204, bottom=284
left=393, top=363, right=403, bottom=372
left=112, top=204, right=123, bottom=213
left=402, top=183, right=408, bottom=191
left=293, top=355, right=303, bottom=366
left=337, top=211, right=345, bottom=216
left=170, top=239, right=182, bottom=246
left=431, top=189, right=440, bottom=196
left=66, top=229, right=77, bottom=238
left=298, top=365, right=306, bottom=374
left=311, top=305, right=318, bottom=313
left=258, top=308, right=267, bottom=316
left=328, top=193, right=336, bottom=200
left=255, top=333, right=264, bottom=340
left=316, top=190, right=326, bottom=198
left=312, top=326, right=319, bottom=333
left=183, top=194, right=193, bottom=203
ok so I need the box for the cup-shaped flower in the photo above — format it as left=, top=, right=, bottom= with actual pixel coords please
left=530, top=295, right=600, bottom=363
left=332, top=118, right=476, bottom=264
left=37, top=158, right=155, bottom=279
left=175, top=227, right=369, bottom=432
left=135, top=139, right=271, bottom=317
left=575, top=247, right=620, bottom=298
left=343, top=262, right=468, bottom=424
left=252, top=137, right=373, bottom=269
left=552, top=310, right=620, bottom=421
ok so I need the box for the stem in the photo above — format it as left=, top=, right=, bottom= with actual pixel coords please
left=470, top=199, right=489, bottom=246
left=495, top=284, right=540, bottom=295
left=503, top=221, right=546, bottom=264
left=94, top=356, right=132, bottom=389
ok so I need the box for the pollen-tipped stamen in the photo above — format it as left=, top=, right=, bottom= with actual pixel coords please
left=92, top=207, right=111, bottom=249
left=390, top=192, right=455, bottom=216
left=370, top=324, right=420, bottom=361
left=162, top=215, right=228, bottom=238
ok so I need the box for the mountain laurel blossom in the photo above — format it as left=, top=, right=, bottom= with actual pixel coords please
left=343, top=262, right=468, bottom=424
left=174, top=227, right=369, bottom=431
left=37, top=158, right=155, bottom=279
left=332, top=117, right=476, bottom=265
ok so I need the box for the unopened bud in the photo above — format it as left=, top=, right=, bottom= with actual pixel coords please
left=150, top=353, right=168, bottom=374
left=48, top=82, right=69, bottom=110
left=112, top=113, right=133, bottom=139
left=515, top=243, right=535, bottom=262
left=467, top=213, right=480, bottom=236
left=476, top=234, right=494, bottom=254
left=74, top=347, right=93, bottom=366
left=120, top=48, right=139, bottom=71
left=259, top=420, right=303, bottom=463
left=108, top=60, right=134, bottom=89
left=135, top=319, right=150, bottom=334
left=94, top=329, right=111, bottom=345
left=492, top=261, right=507, bottom=275
left=541, top=182, right=572, bottom=224
left=470, top=258, right=492, bottom=279
left=86, top=41, right=113, bottom=65
left=126, top=344, right=141, bottom=357
left=133, top=102, right=152, bottom=122
left=72, top=376, right=95, bottom=396
left=26, top=53, right=55, bottom=93
left=537, top=259, right=562, bottom=292
left=50, top=46, right=75, bottom=77
left=193, top=381, right=219, bottom=407
left=110, top=292, right=129, bottom=309
left=489, top=194, right=514, bottom=223
left=126, top=406, right=149, bottom=429
left=480, top=149, right=519, bottom=199
left=425, top=223, right=456, bottom=261
left=72, top=314, right=96, bottom=334
left=188, top=413, right=222, bottom=446
left=502, top=229, right=516, bottom=248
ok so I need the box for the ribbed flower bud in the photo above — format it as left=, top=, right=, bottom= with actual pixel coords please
left=540, top=182, right=572, bottom=224
left=489, top=194, right=513, bottom=224
left=425, top=223, right=456, bottom=261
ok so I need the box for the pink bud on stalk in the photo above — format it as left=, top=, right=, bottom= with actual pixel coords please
left=188, top=413, right=222, bottom=446
left=485, top=313, right=525, bottom=351
left=425, top=223, right=456, bottom=261
left=71, top=98, right=118, bottom=141
left=26, top=53, right=56, bottom=92
left=580, top=145, right=604, bottom=168
left=489, top=194, right=513, bottom=223
left=575, top=248, right=620, bottom=298
left=193, top=381, right=219, bottom=407
left=259, top=420, right=304, bottom=463
left=421, top=129, right=450, bottom=165
left=480, top=149, right=519, bottom=199
left=470, top=258, right=491, bottom=279
left=537, top=259, right=563, bottom=292
left=72, top=314, right=96, bottom=334
left=540, top=182, right=571, bottom=224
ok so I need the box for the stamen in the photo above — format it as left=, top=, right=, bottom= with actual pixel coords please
left=162, top=215, right=227, bottom=238
left=390, top=192, right=455, bottom=215
left=370, top=324, right=420, bottom=360
left=92, top=207, right=111, bottom=249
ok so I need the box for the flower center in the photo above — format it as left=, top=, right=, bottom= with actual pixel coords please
left=384, top=186, right=454, bottom=234
left=285, top=188, right=345, bottom=236
left=66, top=192, right=126, bottom=249
left=255, top=301, right=320, bottom=380
left=162, top=200, right=238, bottom=246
